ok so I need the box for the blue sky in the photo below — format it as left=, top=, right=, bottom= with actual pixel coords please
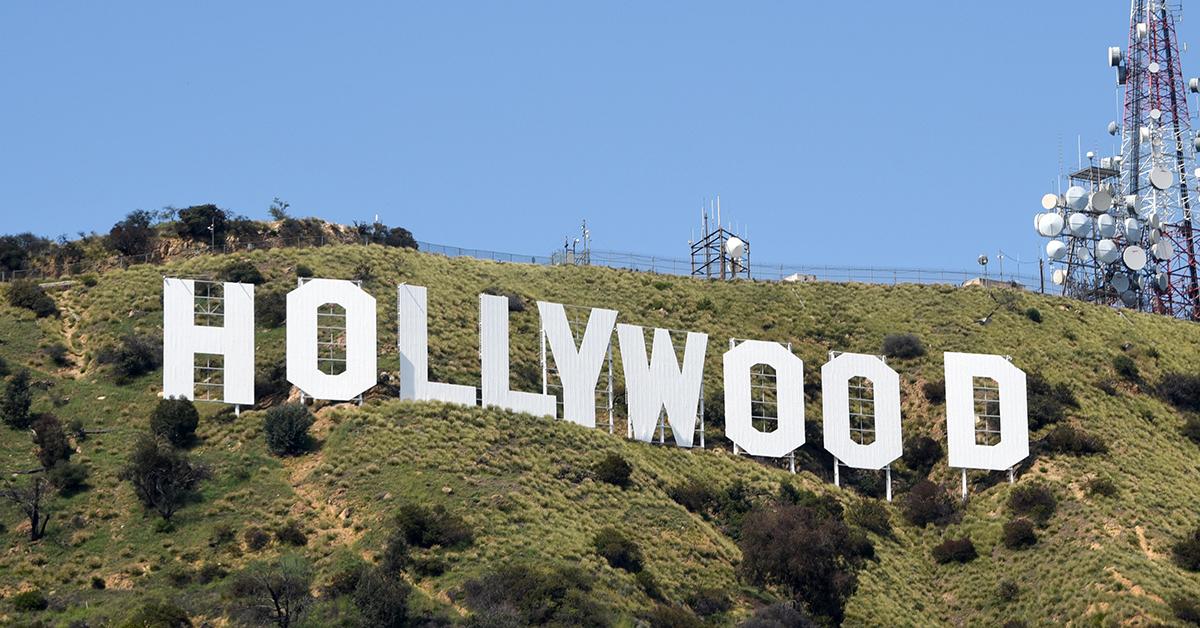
left=0, top=2, right=1170, bottom=275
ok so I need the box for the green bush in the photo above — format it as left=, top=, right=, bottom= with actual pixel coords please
left=847, top=500, right=892, bottom=537
left=931, top=537, right=977, bottom=564
left=901, top=479, right=956, bottom=527
left=1008, top=483, right=1057, bottom=525
left=1027, top=374, right=1077, bottom=429
left=636, top=570, right=664, bottom=601
left=462, top=563, right=611, bottom=627
left=685, top=586, right=731, bottom=617
left=48, top=460, right=89, bottom=495
left=643, top=604, right=703, bottom=628
left=244, top=527, right=270, bottom=551
left=32, top=413, right=71, bottom=469
left=668, top=478, right=718, bottom=514
left=97, top=334, right=162, bottom=384
left=1183, top=415, right=1200, bottom=445
left=1172, top=596, right=1200, bottom=625
left=107, top=210, right=157, bottom=257
left=150, top=398, right=199, bottom=447
left=1024, top=307, right=1042, bottom=323
left=256, top=289, right=287, bottom=328
left=997, top=579, right=1019, bottom=602
left=220, top=259, right=264, bottom=284
left=10, top=590, right=48, bottom=611
left=593, top=453, right=633, bottom=488
left=295, top=264, right=314, bottom=278
left=740, top=603, right=815, bottom=628
left=1160, top=373, right=1200, bottom=411
left=1173, top=526, right=1200, bottom=571
left=394, top=502, right=474, bottom=549
left=1, top=369, right=34, bottom=429
left=353, top=567, right=411, bottom=628
left=7, top=280, right=57, bottom=318
left=1002, top=518, right=1037, bottom=549
left=921, top=380, right=945, bottom=404
left=274, top=520, right=308, bottom=547
left=1043, top=425, right=1107, bottom=455
left=881, top=333, right=926, bottom=359
left=1086, top=477, right=1119, bottom=498
left=176, top=204, right=228, bottom=244
left=903, top=435, right=942, bottom=476
left=43, top=342, right=69, bottom=367
left=1112, top=354, right=1139, bottom=381
left=593, top=527, right=643, bottom=572
left=263, top=403, right=314, bottom=456
left=91, top=576, right=106, bottom=590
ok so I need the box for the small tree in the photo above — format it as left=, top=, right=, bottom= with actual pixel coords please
left=97, top=334, right=162, bottom=384
left=107, top=209, right=157, bottom=257
left=119, top=433, right=209, bottom=521
left=263, top=404, right=314, bottom=456
left=231, top=555, right=313, bottom=628
left=6, top=280, right=57, bottom=318
left=1008, top=484, right=1057, bottom=525
left=32, top=414, right=72, bottom=469
left=593, top=453, right=633, bottom=488
left=593, top=527, right=644, bottom=572
left=176, top=204, right=228, bottom=244
left=1002, top=518, right=1038, bottom=549
left=1, top=369, right=34, bottom=429
left=932, top=537, right=977, bottom=564
left=901, top=479, right=956, bottom=527
left=151, top=398, right=200, bottom=447
left=1, top=476, right=51, bottom=541
left=1173, top=526, right=1200, bottom=571
left=881, top=334, right=926, bottom=359
left=221, top=259, right=265, bottom=285
left=353, top=567, right=411, bottom=628
left=902, top=435, right=942, bottom=476
left=393, top=502, right=474, bottom=549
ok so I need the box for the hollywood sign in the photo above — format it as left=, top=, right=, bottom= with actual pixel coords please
left=162, top=278, right=1029, bottom=481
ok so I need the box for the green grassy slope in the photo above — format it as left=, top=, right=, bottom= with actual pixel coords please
left=1, top=244, right=1199, bottom=625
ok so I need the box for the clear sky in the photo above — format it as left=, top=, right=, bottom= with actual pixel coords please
left=0, top=2, right=1176, bottom=275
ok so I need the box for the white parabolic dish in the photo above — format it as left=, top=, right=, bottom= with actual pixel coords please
left=1096, top=239, right=1121, bottom=264
left=1111, top=273, right=1131, bottom=292
left=1038, top=213, right=1065, bottom=237
left=1125, top=218, right=1142, bottom=241
left=725, top=236, right=745, bottom=259
left=1153, top=239, right=1174, bottom=260
left=1089, top=190, right=1114, bottom=212
left=1046, top=240, right=1067, bottom=261
left=1052, top=269, right=1067, bottom=285
left=1123, top=246, right=1148, bottom=271
left=1065, top=186, right=1089, bottom=210
left=1067, top=213, right=1091, bottom=236
left=1041, top=193, right=1059, bottom=210
left=1097, top=214, right=1117, bottom=237
left=1151, top=166, right=1174, bottom=190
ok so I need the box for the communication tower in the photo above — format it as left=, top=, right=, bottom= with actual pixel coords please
left=1035, top=0, right=1200, bottom=319
left=690, top=197, right=751, bottom=280
left=551, top=220, right=592, bottom=266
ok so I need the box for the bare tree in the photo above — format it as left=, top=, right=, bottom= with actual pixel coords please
left=1, top=476, right=51, bottom=541
left=232, top=554, right=313, bottom=628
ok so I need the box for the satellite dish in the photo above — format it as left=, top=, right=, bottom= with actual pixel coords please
left=1052, top=269, right=1067, bottom=285
left=1041, top=193, right=1060, bottom=210
left=1121, top=291, right=1140, bottom=307
left=725, top=236, right=745, bottom=260
left=1123, top=245, right=1148, bottom=270
left=1097, top=214, right=1117, bottom=237
left=1149, top=228, right=1162, bottom=244
left=978, top=254, right=989, bottom=266
left=1194, top=135, right=1200, bottom=152
left=1109, top=46, right=1123, bottom=66
left=1065, top=185, right=1089, bottom=210
left=1096, top=239, right=1121, bottom=263
left=1112, top=273, right=1131, bottom=292
left=1192, top=78, right=1200, bottom=93
left=1089, top=190, right=1114, bottom=211
left=1038, top=213, right=1065, bottom=237
left=1151, top=108, right=1163, bottom=121
left=1140, top=126, right=1153, bottom=142
left=1034, top=212, right=1044, bottom=231
left=1125, top=194, right=1138, bottom=211
left=1153, top=239, right=1174, bottom=260
left=1067, top=212, right=1092, bottom=236
left=1125, top=218, right=1143, bottom=241
left=1074, top=242, right=1093, bottom=261
left=1046, top=240, right=1068, bottom=261
left=1137, top=23, right=1149, bottom=40
left=1150, top=61, right=1162, bottom=74
left=1151, top=166, right=1174, bottom=190
left=1108, top=121, right=1119, bottom=135
left=1157, top=272, right=1170, bottom=290
left=1147, top=213, right=1163, bottom=229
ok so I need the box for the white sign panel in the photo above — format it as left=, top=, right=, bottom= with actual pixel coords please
left=480, top=294, right=556, bottom=416
left=821, top=352, right=902, bottom=470
left=162, top=278, right=255, bottom=405
left=398, top=284, right=476, bottom=406
left=286, top=278, right=378, bottom=401
left=722, top=340, right=805, bottom=457
left=537, top=301, right=618, bottom=427
left=616, top=324, right=707, bottom=447
left=945, top=351, right=1029, bottom=471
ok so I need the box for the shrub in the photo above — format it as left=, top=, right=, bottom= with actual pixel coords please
left=593, top=527, right=643, bottom=572
left=1, top=369, right=34, bottom=429
left=1112, top=354, right=1139, bottom=381
left=197, top=562, right=228, bottom=584
left=325, top=556, right=368, bottom=598
left=394, top=502, right=473, bottom=549
left=275, top=520, right=308, bottom=547
left=263, top=403, right=314, bottom=456
left=80, top=274, right=98, bottom=287
left=1173, top=526, right=1200, bottom=571
left=881, top=333, right=925, bottom=359
left=119, top=433, right=210, bottom=521
left=636, top=570, right=664, bottom=601
left=1008, top=483, right=1057, bottom=525
left=11, top=590, right=48, bottom=611
left=230, top=555, right=312, bottom=628
left=1024, top=307, right=1042, bottom=323
left=1002, top=518, right=1038, bottom=549
left=245, top=527, right=270, bottom=551
left=353, top=567, right=411, bottom=628
left=108, top=210, right=157, bottom=256
left=921, top=380, right=945, bottom=404
left=176, top=204, right=228, bottom=244
left=997, top=579, right=1019, bottom=602
left=220, top=259, right=264, bottom=284
left=668, top=478, right=718, bottom=514
left=150, top=398, right=199, bottom=447
left=739, top=502, right=868, bottom=625
left=91, top=576, right=107, bottom=590
left=32, top=413, right=72, bottom=469
left=43, top=342, right=70, bottom=367
left=901, top=479, right=956, bottom=527
left=48, top=460, right=89, bottom=495
left=902, top=435, right=942, bottom=476
left=1086, top=477, right=1119, bottom=498
left=1027, top=374, right=1077, bottom=429
left=1183, top=415, right=1200, bottom=445
left=1160, top=372, right=1200, bottom=411
left=295, top=264, right=314, bottom=278
left=644, top=605, right=703, bottom=628
left=97, top=334, right=162, bottom=384
left=256, top=289, right=287, bottom=328
left=1043, top=425, right=1108, bottom=455
left=1172, top=596, right=1200, bottom=625
left=462, top=563, right=611, bottom=627
left=847, top=500, right=892, bottom=537
left=931, top=537, right=977, bottom=564
left=7, top=280, right=57, bottom=317
left=740, top=603, right=816, bottom=628
left=686, top=587, right=731, bottom=617
left=0, top=355, right=8, bottom=377
left=593, top=453, right=633, bottom=488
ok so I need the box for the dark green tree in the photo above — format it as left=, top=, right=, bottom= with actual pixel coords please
left=119, top=433, right=209, bottom=521
left=150, top=398, right=200, bottom=447
left=1, top=369, right=34, bottom=429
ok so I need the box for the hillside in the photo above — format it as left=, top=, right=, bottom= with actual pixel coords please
left=1, top=243, right=1199, bottom=626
